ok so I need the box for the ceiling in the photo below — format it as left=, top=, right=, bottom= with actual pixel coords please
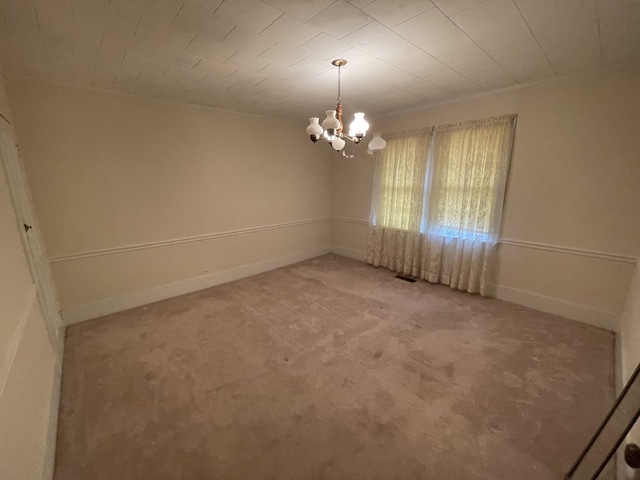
left=0, top=0, right=639, bottom=120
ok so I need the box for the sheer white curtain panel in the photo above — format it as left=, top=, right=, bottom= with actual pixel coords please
left=420, top=115, right=516, bottom=295
left=366, top=128, right=432, bottom=276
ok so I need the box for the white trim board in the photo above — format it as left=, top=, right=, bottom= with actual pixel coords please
left=494, top=284, right=618, bottom=332
left=499, top=238, right=636, bottom=264
left=63, top=245, right=620, bottom=333
left=50, top=216, right=637, bottom=266
left=331, top=216, right=369, bottom=225
left=50, top=216, right=331, bottom=263
left=329, top=218, right=637, bottom=265
left=329, top=248, right=618, bottom=332
left=331, top=245, right=366, bottom=261
left=63, top=245, right=332, bottom=325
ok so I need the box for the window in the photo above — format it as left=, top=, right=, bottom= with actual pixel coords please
left=426, top=122, right=511, bottom=241
left=373, top=128, right=432, bottom=231
left=367, top=114, right=516, bottom=295
left=373, top=116, right=515, bottom=241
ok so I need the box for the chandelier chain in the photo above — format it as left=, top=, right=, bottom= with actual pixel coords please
left=337, top=64, right=341, bottom=104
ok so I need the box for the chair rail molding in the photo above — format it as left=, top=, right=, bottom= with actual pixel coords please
left=330, top=217, right=637, bottom=265
left=49, top=216, right=331, bottom=263
left=499, top=238, right=636, bottom=264
left=331, top=216, right=369, bottom=225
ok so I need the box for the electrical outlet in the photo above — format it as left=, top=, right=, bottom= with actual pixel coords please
left=201, top=268, right=210, bottom=275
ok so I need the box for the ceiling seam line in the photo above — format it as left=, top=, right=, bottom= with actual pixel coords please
left=169, top=3, right=186, bottom=28
left=259, top=12, right=284, bottom=35
left=430, top=4, right=511, bottom=87
left=510, top=0, right=558, bottom=76
left=595, top=6, right=604, bottom=65
left=132, top=16, right=142, bottom=38
left=443, top=18, right=519, bottom=82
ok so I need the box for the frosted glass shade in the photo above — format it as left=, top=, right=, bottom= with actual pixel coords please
left=331, top=136, right=346, bottom=151
left=322, top=110, right=341, bottom=131
left=367, top=132, right=387, bottom=152
left=306, top=117, right=323, bottom=138
left=349, top=112, right=369, bottom=137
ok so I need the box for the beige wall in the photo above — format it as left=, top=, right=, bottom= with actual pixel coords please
left=331, top=65, right=640, bottom=332
left=6, top=67, right=639, bottom=332
left=0, top=74, right=60, bottom=479
left=6, top=78, right=331, bottom=320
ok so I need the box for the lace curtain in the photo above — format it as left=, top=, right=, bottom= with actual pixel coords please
left=366, top=115, right=516, bottom=295
left=366, top=128, right=432, bottom=276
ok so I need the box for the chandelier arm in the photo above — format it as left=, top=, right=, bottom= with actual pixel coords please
left=314, top=133, right=358, bottom=143
left=309, top=132, right=361, bottom=145
left=337, top=133, right=362, bottom=144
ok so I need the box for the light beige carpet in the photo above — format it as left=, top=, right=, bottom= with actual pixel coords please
left=54, top=254, right=614, bottom=480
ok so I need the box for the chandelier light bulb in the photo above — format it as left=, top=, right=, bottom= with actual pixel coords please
left=306, top=117, right=323, bottom=140
left=349, top=112, right=369, bottom=138
left=332, top=136, right=346, bottom=151
left=367, top=132, right=387, bottom=152
left=322, top=110, right=341, bottom=131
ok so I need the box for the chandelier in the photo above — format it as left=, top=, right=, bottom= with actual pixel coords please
left=305, top=59, right=386, bottom=155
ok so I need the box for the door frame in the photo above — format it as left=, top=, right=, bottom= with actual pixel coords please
left=0, top=131, right=62, bottom=349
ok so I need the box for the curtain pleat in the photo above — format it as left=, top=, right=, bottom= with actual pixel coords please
left=367, top=227, right=423, bottom=276
left=419, top=234, right=497, bottom=295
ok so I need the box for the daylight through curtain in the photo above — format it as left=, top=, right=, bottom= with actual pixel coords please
left=366, top=128, right=432, bottom=276
left=420, top=115, right=516, bottom=295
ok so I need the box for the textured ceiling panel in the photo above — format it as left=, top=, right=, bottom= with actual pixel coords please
left=0, top=0, right=638, bottom=120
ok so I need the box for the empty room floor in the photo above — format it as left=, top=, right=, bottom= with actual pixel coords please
left=54, top=254, right=614, bottom=480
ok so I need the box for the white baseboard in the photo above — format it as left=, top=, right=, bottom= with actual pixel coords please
left=327, top=245, right=619, bottom=331
left=63, top=245, right=332, bottom=325
left=495, top=284, right=619, bottom=332
left=63, top=243, right=620, bottom=334
left=331, top=245, right=366, bottom=261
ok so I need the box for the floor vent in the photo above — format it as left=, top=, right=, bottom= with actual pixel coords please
left=396, top=274, right=417, bottom=283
